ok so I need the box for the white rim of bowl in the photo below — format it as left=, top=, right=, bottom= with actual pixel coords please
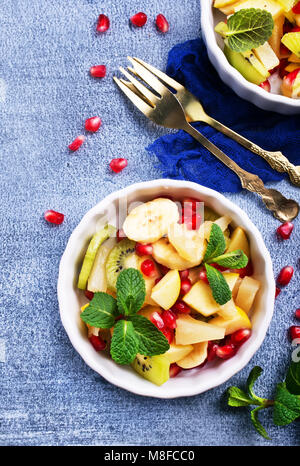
left=200, top=0, right=300, bottom=109
left=57, top=179, right=275, bottom=398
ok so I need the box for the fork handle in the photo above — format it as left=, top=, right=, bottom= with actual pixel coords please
left=204, top=116, right=300, bottom=187
left=184, top=123, right=299, bottom=222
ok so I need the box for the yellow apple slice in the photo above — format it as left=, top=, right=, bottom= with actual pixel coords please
left=151, top=269, right=181, bottom=310
left=234, top=0, right=283, bottom=19
left=215, top=273, right=240, bottom=319
left=183, top=280, right=220, bottom=316
left=235, top=276, right=260, bottom=313
left=209, top=306, right=251, bottom=335
left=269, top=15, right=285, bottom=57
left=226, top=226, right=250, bottom=258
left=152, top=237, right=201, bottom=270
left=165, top=343, right=194, bottom=364
left=177, top=342, right=208, bottom=369
left=168, top=222, right=206, bottom=262
left=254, top=42, right=280, bottom=70
left=203, top=215, right=232, bottom=240
left=175, top=314, right=225, bottom=345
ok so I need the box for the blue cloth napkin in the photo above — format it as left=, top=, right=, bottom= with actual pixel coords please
left=147, top=38, right=300, bottom=193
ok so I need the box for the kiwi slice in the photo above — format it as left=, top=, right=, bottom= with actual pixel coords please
left=105, top=239, right=137, bottom=291
left=132, top=354, right=170, bottom=386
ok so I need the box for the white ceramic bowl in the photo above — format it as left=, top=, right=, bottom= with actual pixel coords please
left=57, top=179, right=275, bottom=398
left=200, top=0, right=300, bottom=115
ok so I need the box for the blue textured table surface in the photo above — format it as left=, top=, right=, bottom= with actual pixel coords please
left=0, top=0, right=299, bottom=446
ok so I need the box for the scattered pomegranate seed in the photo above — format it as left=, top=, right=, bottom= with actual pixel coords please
left=135, top=242, right=153, bottom=256
left=90, top=65, right=107, bottom=78
left=181, top=278, right=192, bottom=295
left=295, top=309, right=300, bottom=320
left=277, top=266, right=294, bottom=286
left=292, top=1, right=300, bottom=14
left=216, top=344, right=236, bottom=360
left=155, top=14, right=169, bottom=33
left=230, top=328, right=251, bottom=347
left=199, top=269, right=209, bottom=284
left=96, top=14, right=110, bottom=33
left=259, top=80, right=270, bottom=92
left=179, top=269, right=189, bottom=280
left=162, top=327, right=174, bottom=344
left=171, top=300, right=191, bottom=314
left=130, top=12, right=147, bottom=27
left=275, top=287, right=281, bottom=298
left=150, top=311, right=164, bottom=329
left=277, top=222, right=294, bottom=240
left=117, top=229, right=126, bottom=242
left=141, top=259, right=156, bottom=277
left=68, top=135, right=85, bottom=151
left=207, top=342, right=218, bottom=362
left=159, top=264, right=170, bottom=275
left=109, top=158, right=128, bottom=173
left=169, top=363, right=182, bottom=378
left=89, top=334, right=106, bottom=351
left=161, top=310, right=177, bottom=329
left=44, top=210, right=64, bottom=225
left=289, top=325, right=300, bottom=341
left=85, top=290, right=94, bottom=300
left=85, top=116, right=102, bottom=132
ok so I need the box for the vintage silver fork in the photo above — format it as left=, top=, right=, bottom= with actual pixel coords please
left=126, top=57, right=300, bottom=188
left=113, top=59, right=299, bottom=222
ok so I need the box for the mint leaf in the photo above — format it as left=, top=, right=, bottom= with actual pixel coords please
left=129, top=315, right=170, bottom=356
left=228, top=386, right=254, bottom=407
left=250, top=407, right=270, bottom=440
left=246, top=366, right=266, bottom=403
left=205, top=263, right=231, bottom=305
left=116, top=268, right=146, bottom=316
left=209, top=249, right=248, bottom=269
left=203, top=223, right=226, bottom=263
left=273, top=383, right=300, bottom=426
left=285, top=360, right=300, bottom=395
left=81, top=292, right=117, bottom=328
left=110, top=319, right=139, bottom=365
left=225, top=8, right=274, bottom=53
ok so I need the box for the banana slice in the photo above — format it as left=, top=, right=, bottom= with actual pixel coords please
left=168, top=222, right=206, bottom=262
left=123, top=198, right=179, bottom=243
left=152, top=237, right=201, bottom=270
left=177, top=341, right=208, bottom=369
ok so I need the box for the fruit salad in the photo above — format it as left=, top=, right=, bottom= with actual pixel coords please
left=213, top=0, right=300, bottom=98
left=77, top=197, right=261, bottom=386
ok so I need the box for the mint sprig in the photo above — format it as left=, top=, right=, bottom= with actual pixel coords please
left=203, top=223, right=226, bottom=263
left=80, top=268, right=169, bottom=366
left=226, top=362, right=300, bottom=439
left=225, top=9, right=274, bottom=53
left=205, top=263, right=232, bottom=305
left=208, top=249, right=248, bottom=269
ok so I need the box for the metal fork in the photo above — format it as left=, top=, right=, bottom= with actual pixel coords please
left=113, top=59, right=299, bottom=222
left=127, top=57, right=300, bottom=188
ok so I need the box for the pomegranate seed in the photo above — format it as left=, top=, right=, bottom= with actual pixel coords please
left=275, top=287, right=281, bottom=298
left=277, top=222, right=294, bottom=240
left=171, top=300, right=191, bottom=314
left=199, top=269, right=209, bottom=284
left=154, top=277, right=162, bottom=285
left=109, top=158, right=128, bottom=173
left=117, top=229, right=126, bottom=242
left=259, top=80, right=270, bottom=92
left=216, top=344, right=236, bottom=360
left=295, top=309, right=300, bottom=320
left=68, top=135, right=85, bottom=151
left=181, top=278, right=192, bottom=295
left=207, top=342, right=218, bottom=362
left=161, top=310, right=177, bottom=329
left=292, top=1, right=300, bottom=14
left=285, top=68, right=300, bottom=86
left=277, top=266, right=294, bottom=286
left=135, top=242, right=153, bottom=256
left=230, top=328, right=251, bottom=347
left=85, top=116, right=102, bottom=132
left=162, top=327, right=174, bottom=344
left=233, top=260, right=253, bottom=278
left=96, top=14, right=110, bottom=33
left=130, top=12, right=147, bottom=27
left=170, top=363, right=182, bottom=378
left=159, top=264, right=169, bottom=275
left=182, top=197, right=201, bottom=210
left=90, top=65, right=106, bottom=78
left=89, top=334, right=106, bottom=351
left=85, top=290, right=94, bottom=300
left=150, top=311, right=164, bottom=329
left=155, top=14, right=169, bottom=33
left=141, top=259, right=156, bottom=277
left=279, top=59, right=289, bottom=79
left=289, top=325, right=300, bottom=341
left=291, top=26, right=300, bottom=32
left=44, top=210, right=64, bottom=225
left=210, top=263, right=228, bottom=272
left=179, top=269, right=189, bottom=280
